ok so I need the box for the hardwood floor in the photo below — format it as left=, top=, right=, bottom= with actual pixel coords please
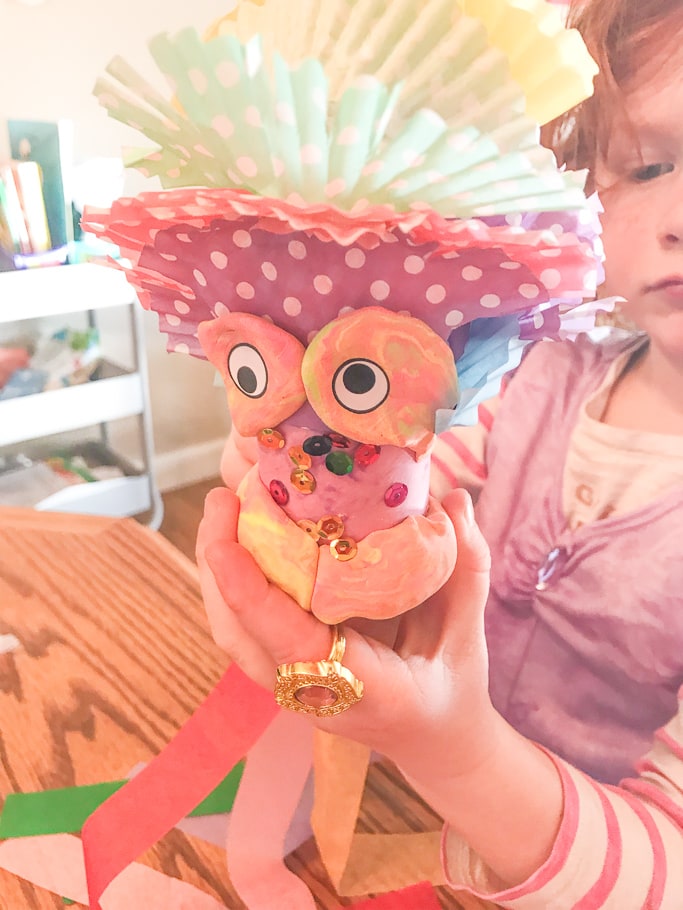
left=159, top=476, right=223, bottom=561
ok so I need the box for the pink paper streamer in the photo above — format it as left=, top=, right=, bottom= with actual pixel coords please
left=226, top=709, right=316, bottom=910
left=0, top=832, right=228, bottom=909
left=127, top=761, right=315, bottom=854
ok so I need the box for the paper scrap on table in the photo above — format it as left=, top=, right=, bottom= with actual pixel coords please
left=0, top=832, right=441, bottom=909
left=0, top=833, right=228, bottom=910
left=0, top=633, right=20, bottom=655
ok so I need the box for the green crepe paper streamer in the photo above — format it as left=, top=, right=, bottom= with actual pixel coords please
left=470, top=183, right=589, bottom=217
left=0, top=761, right=244, bottom=840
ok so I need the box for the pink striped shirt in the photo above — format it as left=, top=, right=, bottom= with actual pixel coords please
left=442, top=698, right=683, bottom=907
left=435, top=338, right=683, bottom=907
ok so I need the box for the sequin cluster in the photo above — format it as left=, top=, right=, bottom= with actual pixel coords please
left=296, top=514, right=358, bottom=561
left=258, top=427, right=387, bottom=496
left=258, top=425, right=410, bottom=560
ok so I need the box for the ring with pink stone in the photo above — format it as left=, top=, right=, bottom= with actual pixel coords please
left=274, top=624, right=364, bottom=717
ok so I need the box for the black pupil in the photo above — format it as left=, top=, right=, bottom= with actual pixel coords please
left=344, top=363, right=375, bottom=394
left=237, top=366, right=258, bottom=394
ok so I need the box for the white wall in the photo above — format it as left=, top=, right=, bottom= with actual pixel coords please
left=0, top=0, right=235, bottom=487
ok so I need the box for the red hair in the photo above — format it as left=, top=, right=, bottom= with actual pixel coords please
left=543, top=0, right=683, bottom=174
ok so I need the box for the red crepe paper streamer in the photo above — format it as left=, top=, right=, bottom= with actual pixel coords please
left=351, top=882, right=443, bottom=909
left=82, top=665, right=280, bottom=910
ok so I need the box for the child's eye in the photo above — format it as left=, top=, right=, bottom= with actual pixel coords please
left=631, top=162, right=675, bottom=181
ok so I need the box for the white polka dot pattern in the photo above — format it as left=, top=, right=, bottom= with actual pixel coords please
left=85, top=194, right=603, bottom=362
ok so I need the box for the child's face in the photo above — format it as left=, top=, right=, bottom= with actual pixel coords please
left=594, top=45, right=683, bottom=359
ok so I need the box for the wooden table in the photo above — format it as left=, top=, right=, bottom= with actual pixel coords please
left=0, top=508, right=493, bottom=909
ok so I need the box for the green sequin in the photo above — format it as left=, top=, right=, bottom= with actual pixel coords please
left=325, top=451, right=354, bottom=475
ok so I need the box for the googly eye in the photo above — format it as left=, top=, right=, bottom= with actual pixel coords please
left=227, top=343, right=268, bottom=398
left=332, top=358, right=389, bottom=414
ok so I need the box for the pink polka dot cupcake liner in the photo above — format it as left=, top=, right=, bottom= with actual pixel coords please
left=82, top=187, right=603, bottom=363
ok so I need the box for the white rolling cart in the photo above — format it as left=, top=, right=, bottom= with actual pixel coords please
left=0, top=263, right=163, bottom=528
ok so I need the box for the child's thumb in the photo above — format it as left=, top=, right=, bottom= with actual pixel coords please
left=439, top=489, right=491, bottom=632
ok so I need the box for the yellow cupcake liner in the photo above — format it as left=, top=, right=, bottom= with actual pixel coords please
left=211, top=0, right=597, bottom=124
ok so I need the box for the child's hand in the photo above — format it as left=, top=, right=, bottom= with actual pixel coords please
left=196, top=485, right=497, bottom=785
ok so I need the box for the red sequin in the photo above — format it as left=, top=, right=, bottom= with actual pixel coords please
left=355, top=444, right=381, bottom=467
left=384, top=482, right=408, bottom=507
left=269, top=479, right=289, bottom=506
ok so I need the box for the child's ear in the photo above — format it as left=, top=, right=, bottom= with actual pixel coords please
left=198, top=313, right=307, bottom=436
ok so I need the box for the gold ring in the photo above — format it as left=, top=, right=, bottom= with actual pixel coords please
left=274, top=624, right=364, bottom=717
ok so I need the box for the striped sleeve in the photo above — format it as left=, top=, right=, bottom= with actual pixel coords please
left=441, top=691, right=683, bottom=909
left=430, top=394, right=502, bottom=502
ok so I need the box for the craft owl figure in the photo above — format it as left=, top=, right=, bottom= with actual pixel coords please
left=84, top=0, right=604, bottom=624
left=199, top=296, right=459, bottom=623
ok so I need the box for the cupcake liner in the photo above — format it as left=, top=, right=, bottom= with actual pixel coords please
left=213, top=0, right=598, bottom=124
left=437, top=314, right=528, bottom=428
left=93, top=0, right=593, bottom=213
left=457, top=0, right=599, bottom=123
left=82, top=189, right=604, bottom=391
left=86, top=0, right=607, bottom=433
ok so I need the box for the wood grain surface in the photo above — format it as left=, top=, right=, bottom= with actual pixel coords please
left=0, top=506, right=495, bottom=909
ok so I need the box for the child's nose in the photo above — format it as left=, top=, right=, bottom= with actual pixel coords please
left=660, top=177, right=683, bottom=246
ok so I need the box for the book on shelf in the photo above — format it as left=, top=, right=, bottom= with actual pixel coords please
left=0, top=164, right=32, bottom=254
left=8, top=119, right=74, bottom=249
left=8, top=161, right=52, bottom=253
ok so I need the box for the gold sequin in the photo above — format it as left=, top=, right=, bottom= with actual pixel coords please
left=330, top=537, right=358, bottom=561
left=291, top=469, right=316, bottom=494
left=258, top=428, right=285, bottom=450
left=317, top=515, right=345, bottom=540
left=288, top=445, right=312, bottom=469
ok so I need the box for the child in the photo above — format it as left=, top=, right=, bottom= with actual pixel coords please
left=201, top=0, right=683, bottom=905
